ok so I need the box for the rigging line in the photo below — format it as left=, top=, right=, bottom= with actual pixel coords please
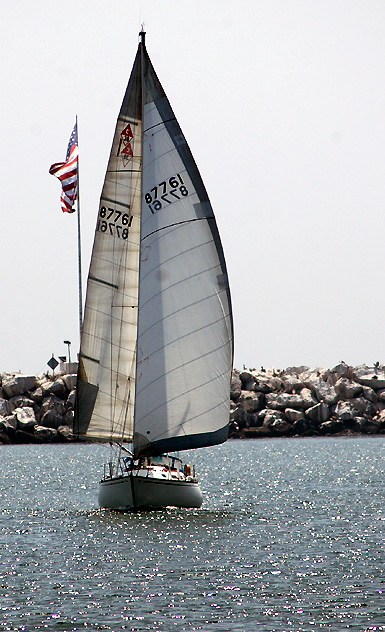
left=136, top=338, right=232, bottom=400
left=100, top=195, right=131, bottom=208
left=79, top=352, right=100, bottom=364
left=142, top=216, right=214, bottom=242
left=118, top=116, right=138, bottom=125
left=139, top=262, right=224, bottom=311
left=137, top=365, right=232, bottom=426
left=106, top=169, right=141, bottom=174
left=143, top=117, right=176, bottom=134
left=138, top=288, right=230, bottom=340
left=116, top=351, right=137, bottom=444
left=138, top=313, right=232, bottom=369
left=109, top=268, right=130, bottom=439
left=148, top=398, right=230, bottom=438
left=139, top=222, right=223, bottom=284
left=88, top=275, right=119, bottom=289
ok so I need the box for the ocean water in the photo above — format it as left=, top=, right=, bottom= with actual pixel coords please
left=0, top=437, right=384, bottom=632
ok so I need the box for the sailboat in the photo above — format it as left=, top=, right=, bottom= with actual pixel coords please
left=74, top=31, right=233, bottom=510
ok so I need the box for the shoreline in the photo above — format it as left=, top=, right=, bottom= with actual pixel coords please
left=229, top=362, right=385, bottom=439
left=1, top=361, right=385, bottom=444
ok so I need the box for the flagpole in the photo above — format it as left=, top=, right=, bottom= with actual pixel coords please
left=76, top=115, right=83, bottom=339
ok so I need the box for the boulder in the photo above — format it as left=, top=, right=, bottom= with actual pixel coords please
left=284, top=366, right=309, bottom=375
left=0, top=398, right=11, bottom=418
left=34, top=426, right=58, bottom=441
left=292, top=418, right=317, bottom=435
left=239, top=371, right=255, bottom=391
left=265, top=392, right=304, bottom=411
left=243, top=426, right=273, bottom=438
left=9, top=395, right=38, bottom=415
left=0, top=416, right=17, bottom=437
left=305, top=402, right=330, bottom=424
left=353, top=417, right=381, bottom=434
left=375, top=409, right=385, bottom=424
left=285, top=408, right=304, bottom=422
left=282, top=376, right=304, bottom=393
left=238, top=391, right=265, bottom=413
left=64, top=410, right=74, bottom=427
left=39, top=409, right=65, bottom=430
left=0, top=431, right=11, bottom=444
left=253, top=379, right=274, bottom=394
left=230, top=406, right=248, bottom=429
left=334, top=378, right=362, bottom=399
left=377, top=389, right=385, bottom=402
left=354, top=366, right=385, bottom=390
left=334, top=401, right=356, bottom=421
left=57, top=425, right=73, bottom=440
left=2, top=414, right=18, bottom=429
left=2, top=374, right=37, bottom=398
left=28, top=387, right=44, bottom=404
left=230, top=372, right=242, bottom=401
left=14, top=429, right=41, bottom=443
left=330, top=361, right=351, bottom=378
left=250, top=369, right=283, bottom=393
left=229, top=420, right=240, bottom=437
left=66, top=390, right=76, bottom=410
left=40, top=378, right=67, bottom=399
left=299, top=367, right=329, bottom=388
left=40, top=395, right=66, bottom=417
left=299, top=388, right=317, bottom=409
left=14, top=406, right=37, bottom=429
left=263, top=410, right=285, bottom=428
left=258, top=409, right=285, bottom=422
left=319, top=419, right=346, bottom=434
left=362, top=385, right=378, bottom=403
left=62, top=374, right=77, bottom=391
left=270, top=419, right=293, bottom=436
left=310, top=379, right=339, bottom=405
left=347, top=396, right=373, bottom=416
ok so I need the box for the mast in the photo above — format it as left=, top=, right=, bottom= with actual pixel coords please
left=76, top=115, right=83, bottom=338
left=131, top=29, right=146, bottom=452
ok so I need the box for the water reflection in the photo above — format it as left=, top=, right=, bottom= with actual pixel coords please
left=1, top=437, right=385, bottom=630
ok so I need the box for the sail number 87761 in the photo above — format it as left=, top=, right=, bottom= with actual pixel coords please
left=144, top=173, right=188, bottom=214
left=97, top=206, right=133, bottom=239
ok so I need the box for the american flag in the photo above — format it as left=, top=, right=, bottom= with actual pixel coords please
left=49, top=123, right=78, bottom=213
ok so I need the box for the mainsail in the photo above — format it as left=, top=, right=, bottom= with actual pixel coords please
left=75, top=34, right=233, bottom=455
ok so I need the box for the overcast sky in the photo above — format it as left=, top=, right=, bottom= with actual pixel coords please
left=1, top=0, right=385, bottom=375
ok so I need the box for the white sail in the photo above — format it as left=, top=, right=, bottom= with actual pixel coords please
left=133, top=46, right=233, bottom=457
left=75, top=56, right=142, bottom=441
left=75, top=36, right=233, bottom=455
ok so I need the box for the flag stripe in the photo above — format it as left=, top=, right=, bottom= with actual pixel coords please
left=49, top=123, right=78, bottom=213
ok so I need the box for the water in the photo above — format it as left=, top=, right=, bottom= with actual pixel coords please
left=0, top=437, right=384, bottom=631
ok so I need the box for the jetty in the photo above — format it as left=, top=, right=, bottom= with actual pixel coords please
left=230, top=362, right=385, bottom=438
left=1, top=362, right=385, bottom=443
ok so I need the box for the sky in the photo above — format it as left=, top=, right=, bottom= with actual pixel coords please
left=1, top=0, right=385, bottom=375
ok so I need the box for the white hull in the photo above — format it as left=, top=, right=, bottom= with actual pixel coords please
left=98, top=467, right=203, bottom=510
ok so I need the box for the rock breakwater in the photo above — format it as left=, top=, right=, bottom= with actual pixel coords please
left=230, top=362, right=385, bottom=438
left=0, top=372, right=76, bottom=444
left=1, top=362, right=385, bottom=444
